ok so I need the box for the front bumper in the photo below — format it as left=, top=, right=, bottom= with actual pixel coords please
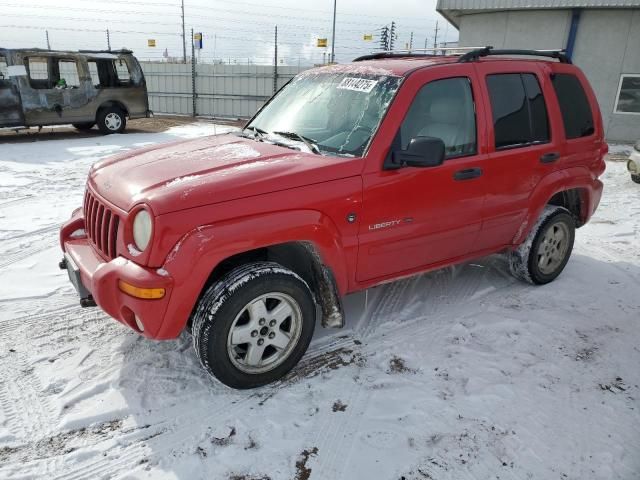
left=627, top=149, right=640, bottom=175
left=59, top=213, right=174, bottom=339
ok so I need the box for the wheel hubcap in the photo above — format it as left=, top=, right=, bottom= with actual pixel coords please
left=227, top=292, right=302, bottom=374
left=105, top=113, right=122, bottom=131
left=537, top=221, right=570, bottom=275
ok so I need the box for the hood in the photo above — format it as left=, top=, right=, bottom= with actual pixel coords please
left=89, top=133, right=362, bottom=215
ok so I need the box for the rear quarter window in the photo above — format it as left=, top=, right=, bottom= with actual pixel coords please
left=551, top=73, right=595, bottom=139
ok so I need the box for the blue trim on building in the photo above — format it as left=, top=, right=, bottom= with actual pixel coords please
left=565, top=8, right=582, bottom=60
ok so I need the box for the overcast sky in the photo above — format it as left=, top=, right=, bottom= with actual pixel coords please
left=0, top=0, right=457, bottom=65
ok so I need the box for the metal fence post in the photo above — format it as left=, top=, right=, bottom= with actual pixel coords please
left=273, top=25, right=278, bottom=95
left=191, top=28, right=197, bottom=117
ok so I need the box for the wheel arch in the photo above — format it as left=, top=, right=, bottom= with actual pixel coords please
left=97, top=100, right=129, bottom=118
left=155, top=210, right=351, bottom=339
left=200, top=241, right=345, bottom=329
left=514, top=167, right=597, bottom=245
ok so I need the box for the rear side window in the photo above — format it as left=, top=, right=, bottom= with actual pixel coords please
left=113, top=59, right=131, bottom=85
left=57, top=59, right=80, bottom=88
left=486, top=73, right=550, bottom=149
left=551, top=73, right=594, bottom=138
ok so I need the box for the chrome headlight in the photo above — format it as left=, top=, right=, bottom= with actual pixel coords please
left=634, top=141, right=640, bottom=152
left=132, top=210, right=152, bottom=251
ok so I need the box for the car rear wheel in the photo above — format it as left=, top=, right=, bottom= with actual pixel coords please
left=191, top=262, right=316, bottom=389
left=97, top=107, right=126, bottom=134
left=631, top=174, right=640, bottom=184
left=72, top=122, right=95, bottom=131
left=509, top=206, right=575, bottom=285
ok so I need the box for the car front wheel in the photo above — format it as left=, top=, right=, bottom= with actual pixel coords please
left=631, top=174, right=640, bottom=184
left=191, top=262, right=316, bottom=389
left=509, top=206, right=575, bottom=285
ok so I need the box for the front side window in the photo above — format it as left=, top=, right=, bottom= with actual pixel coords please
left=247, top=71, right=403, bottom=157
left=26, top=57, right=51, bottom=89
left=399, top=77, right=477, bottom=158
left=486, top=73, right=550, bottom=149
left=614, top=74, right=640, bottom=114
left=551, top=73, right=594, bottom=138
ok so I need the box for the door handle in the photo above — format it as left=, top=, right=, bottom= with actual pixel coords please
left=540, top=152, right=560, bottom=164
left=453, top=168, right=483, bottom=181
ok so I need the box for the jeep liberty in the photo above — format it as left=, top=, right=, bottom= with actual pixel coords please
left=59, top=47, right=607, bottom=388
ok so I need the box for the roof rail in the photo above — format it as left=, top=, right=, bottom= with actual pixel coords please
left=353, top=46, right=486, bottom=62
left=458, top=46, right=571, bottom=63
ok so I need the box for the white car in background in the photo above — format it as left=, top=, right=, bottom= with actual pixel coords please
left=628, top=141, right=640, bottom=184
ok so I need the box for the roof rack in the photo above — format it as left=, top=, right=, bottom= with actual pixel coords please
left=78, top=49, right=133, bottom=54
left=458, top=46, right=571, bottom=63
left=353, top=46, right=486, bottom=62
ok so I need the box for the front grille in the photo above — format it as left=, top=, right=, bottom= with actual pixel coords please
left=83, top=188, right=120, bottom=260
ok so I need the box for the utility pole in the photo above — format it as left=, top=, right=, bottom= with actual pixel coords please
left=106, top=29, right=111, bottom=51
left=191, top=28, right=196, bottom=117
left=379, top=25, right=389, bottom=51
left=273, top=25, right=278, bottom=94
left=409, top=31, right=414, bottom=52
left=45, top=30, right=51, bottom=50
left=181, top=0, right=187, bottom=63
left=389, top=21, right=396, bottom=51
left=433, top=20, right=440, bottom=49
left=330, top=0, right=337, bottom=63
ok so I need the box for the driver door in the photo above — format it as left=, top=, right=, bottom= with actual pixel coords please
left=357, top=66, right=489, bottom=283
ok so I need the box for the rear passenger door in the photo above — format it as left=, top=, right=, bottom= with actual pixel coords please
left=472, top=63, right=561, bottom=250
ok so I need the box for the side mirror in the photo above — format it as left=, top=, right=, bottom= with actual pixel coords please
left=391, top=136, right=445, bottom=168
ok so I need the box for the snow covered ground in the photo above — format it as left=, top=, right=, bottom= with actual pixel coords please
left=0, top=124, right=639, bottom=480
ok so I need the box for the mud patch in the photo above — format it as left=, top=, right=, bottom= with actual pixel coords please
left=0, top=419, right=123, bottom=463
left=388, top=356, right=417, bottom=374
left=211, top=426, right=237, bottom=446
left=294, top=447, right=318, bottom=480
left=599, top=377, right=627, bottom=394
left=332, top=400, right=347, bottom=412
left=284, top=347, right=365, bottom=383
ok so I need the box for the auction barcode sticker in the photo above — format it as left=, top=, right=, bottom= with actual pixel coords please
left=337, top=77, right=378, bottom=93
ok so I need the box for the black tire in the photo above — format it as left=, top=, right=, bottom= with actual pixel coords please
left=192, top=262, right=316, bottom=389
left=632, top=174, right=640, bottom=184
left=72, top=122, right=95, bottom=131
left=97, top=107, right=126, bottom=134
left=509, top=206, right=575, bottom=285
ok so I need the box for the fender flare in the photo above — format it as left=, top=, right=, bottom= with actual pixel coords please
left=514, top=166, right=595, bottom=245
left=155, top=209, right=349, bottom=338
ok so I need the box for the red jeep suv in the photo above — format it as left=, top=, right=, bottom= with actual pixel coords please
left=60, top=47, right=607, bottom=388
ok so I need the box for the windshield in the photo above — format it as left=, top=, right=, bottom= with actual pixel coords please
left=246, top=71, right=403, bottom=157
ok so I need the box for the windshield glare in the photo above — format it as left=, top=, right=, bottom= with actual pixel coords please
left=247, top=71, right=403, bottom=157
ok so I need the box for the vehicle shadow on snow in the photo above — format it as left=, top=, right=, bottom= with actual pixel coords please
left=107, top=252, right=640, bottom=478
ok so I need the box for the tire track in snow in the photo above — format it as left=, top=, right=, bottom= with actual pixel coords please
left=22, top=261, right=519, bottom=479
left=0, top=237, right=58, bottom=270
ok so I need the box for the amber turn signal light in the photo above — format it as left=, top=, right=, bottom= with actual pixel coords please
left=118, top=280, right=165, bottom=299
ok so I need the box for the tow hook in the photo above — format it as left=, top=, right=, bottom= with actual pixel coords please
left=80, top=297, right=97, bottom=308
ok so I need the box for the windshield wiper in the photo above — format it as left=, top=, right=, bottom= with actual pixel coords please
left=272, top=131, right=321, bottom=154
left=242, top=125, right=268, bottom=139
